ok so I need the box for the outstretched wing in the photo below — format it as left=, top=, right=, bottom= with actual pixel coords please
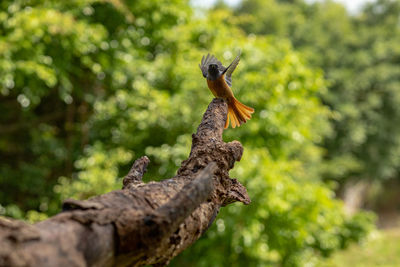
left=223, top=51, right=241, bottom=87
left=199, top=53, right=225, bottom=78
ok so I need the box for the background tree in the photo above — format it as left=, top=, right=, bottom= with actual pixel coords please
left=236, top=0, right=400, bottom=186
left=0, top=0, right=191, bottom=217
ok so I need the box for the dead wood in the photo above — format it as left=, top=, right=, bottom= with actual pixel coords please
left=0, top=98, right=250, bottom=267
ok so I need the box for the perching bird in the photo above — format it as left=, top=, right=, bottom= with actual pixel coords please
left=199, top=51, right=254, bottom=129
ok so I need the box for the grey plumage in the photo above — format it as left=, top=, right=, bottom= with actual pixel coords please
left=199, top=51, right=241, bottom=87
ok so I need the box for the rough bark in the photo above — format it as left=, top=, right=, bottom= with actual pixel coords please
left=0, top=98, right=250, bottom=267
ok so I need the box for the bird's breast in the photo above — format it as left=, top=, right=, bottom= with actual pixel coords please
left=206, top=75, right=233, bottom=98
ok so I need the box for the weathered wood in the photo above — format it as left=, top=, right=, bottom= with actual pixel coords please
left=0, top=98, right=250, bottom=267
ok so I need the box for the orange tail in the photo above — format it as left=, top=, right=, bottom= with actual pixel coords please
left=225, top=97, right=255, bottom=129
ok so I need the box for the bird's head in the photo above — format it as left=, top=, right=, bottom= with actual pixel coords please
left=208, top=64, right=219, bottom=76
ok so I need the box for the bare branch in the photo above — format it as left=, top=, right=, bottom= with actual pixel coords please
left=0, top=98, right=250, bottom=267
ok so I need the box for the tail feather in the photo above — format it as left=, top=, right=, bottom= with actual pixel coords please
left=231, top=106, right=240, bottom=127
left=236, top=100, right=254, bottom=113
left=225, top=97, right=254, bottom=129
left=227, top=106, right=238, bottom=128
left=235, top=103, right=251, bottom=120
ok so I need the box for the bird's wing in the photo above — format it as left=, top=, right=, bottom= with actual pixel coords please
left=199, top=53, right=225, bottom=78
left=223, top=51, right=241, bottom=87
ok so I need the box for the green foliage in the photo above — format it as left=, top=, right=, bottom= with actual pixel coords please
left=236, top=0, right=400, bottom=182
left=0, top=0, right=190, bottom=214
left=0, top=0, right=376, bottom=266
left=55, top=144, right=132, bottom=200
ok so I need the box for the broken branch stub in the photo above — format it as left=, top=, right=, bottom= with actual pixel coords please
left=123, top=156, right=150, bottom=189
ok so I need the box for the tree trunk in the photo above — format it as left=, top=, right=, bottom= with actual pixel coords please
left=0, top=98, right=250, bottom=267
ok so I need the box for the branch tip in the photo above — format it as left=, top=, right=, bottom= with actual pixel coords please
left=123, top=156, right=150, bottom=188
left=223, top=178, right=251, bottom=206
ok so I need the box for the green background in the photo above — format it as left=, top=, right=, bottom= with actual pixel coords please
left=2, top=0, right=400, bottom=266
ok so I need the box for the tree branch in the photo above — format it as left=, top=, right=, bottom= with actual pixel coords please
left=0, top=98, right=250, bottom=266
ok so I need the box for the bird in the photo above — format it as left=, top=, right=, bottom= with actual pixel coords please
left=199, top=51, right=254, bottom=129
